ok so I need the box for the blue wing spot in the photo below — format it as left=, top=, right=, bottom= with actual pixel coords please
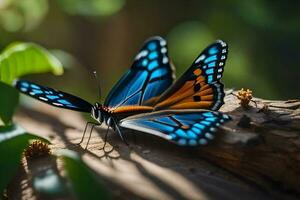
left=148, top=42, right=157, bottom=51
left=201, top=121, right=211, bottom=126
left=208, top=62, right=216, bottom=68
left=66, top=104, right=78, bottom=108
left=45, top=91, right=53, bottom=94
left=209, top=47, right=218, bottom=55
left=208, top=75, right=213, bottom=83
left=194, top=123, right=205, bottom=129
left=170, top=134, right=177, bottom=139
left=21, top=82, right=29, bottom=88
left=178, top=139, right=187, bottom=146
left=32, top=89, right=43, bottom=94
left=206, top=68, right=214, bottom=75
left=199, top=138, right=208, bottom=145
left=204, top=55, right=217, bottom=64
left=142, top=59, right=148, bottom=67
left=30, top=84, right=41, bottom=89
left=148, top=60, right=159, bottom=70
left=46, top=95, right=59, bottom=100
left=205, top=117, right=216, bottom=122
left=59, top=94, right=63, bottom=97
left=176, top=129, right=188, bottom=138
left=151, top=68, right=168, bottom=79
left=148, top=51, right=158, bottom=60
left=223, top=114, right=230, bottom=120
left=58, top=99, right=71, bottom=105
left=187, top=130, right=197, bottom=139
left=205, top=133, right=214, bottom=140
left=203, top=112, right=214, bottom=117
left=188, top=139, right=197, bottom=146
left=191, top=127, right=201, bottom=134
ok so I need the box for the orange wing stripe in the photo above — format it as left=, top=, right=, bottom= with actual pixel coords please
left=155, top=81, right=194, bottom=109
left=168, top=101, right=213, bottom=109
left=198, top=87, right=213, bottom=96
left=112, top=106, right=153, bottom=113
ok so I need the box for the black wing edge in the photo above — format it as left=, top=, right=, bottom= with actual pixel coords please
left=14, top=79, right=93, bottom=113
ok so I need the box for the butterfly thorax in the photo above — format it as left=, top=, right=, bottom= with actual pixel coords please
left=91, top=103, right=116, bottom=129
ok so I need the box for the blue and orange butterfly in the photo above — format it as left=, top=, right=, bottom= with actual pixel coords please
left=14, top=36, right=230, bottom=147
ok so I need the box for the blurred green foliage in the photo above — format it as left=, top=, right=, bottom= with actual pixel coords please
left=0, top=125, right=49, bottom=193
left=0, top=82, right=18, bottom=124
left=0, top=42, right=63, bottom=84
left=0, top=0, right=299, bottom=100
left=57, top=0, right=125, bottom=17
left=58, top=150, right=111, bottom=200
left=0, top=42, right=64, bottom=125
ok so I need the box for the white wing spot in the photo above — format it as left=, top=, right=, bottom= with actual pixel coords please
left=221, top=42, right=226, bottom=47
left=163, top=57, right=169, bottom=64
left=195, top=55, right=206, bottom=63
left=219, top=62, right=224, bottom=66
left=135, top=50, right=148, bottom=60
left=160, top=40, right=166, bottom=46
left=221, top=56, right=226, bottom=60
left=53, top=102, right=63, bottom=106
left=222, top=49, right=227, bottom=53
left=217, top=74, right=222, bottom=79
left=161, top=47, right=167, bottom=53
left=218, top=68, right=223, bottom=72
left=39, top=97, right=48, bottom=101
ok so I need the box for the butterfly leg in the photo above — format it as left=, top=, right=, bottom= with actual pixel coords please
left=77, top=122, right=99, bottom=145
left=112, top=118, right=129, bottom=146
left=84, top=123, right=100, bottom=149
left=99, top=126, right=114, bottom=153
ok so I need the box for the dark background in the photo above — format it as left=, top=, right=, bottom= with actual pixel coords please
left=1, top=0, right=299, bottom=102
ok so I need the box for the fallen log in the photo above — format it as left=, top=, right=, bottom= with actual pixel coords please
left=200, top=92, right=300, bottom=197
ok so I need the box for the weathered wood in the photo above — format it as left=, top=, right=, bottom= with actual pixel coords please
left=200, top=93, right=300, bottom=197
left=9, top=92, right=300, bottom=199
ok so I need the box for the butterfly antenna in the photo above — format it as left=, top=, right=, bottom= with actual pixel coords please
left=93, top=71, right=102, bottom=101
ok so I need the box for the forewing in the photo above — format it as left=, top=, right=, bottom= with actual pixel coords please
left=14, top=80, right=93, bottom=112
left=119, top=110, right=230, bottom=146
left=104, top=36, right=175, bottom=108
left=154, top=40, right=228, bottom=111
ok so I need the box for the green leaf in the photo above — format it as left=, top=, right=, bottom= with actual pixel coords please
left=0, top=42, right=63, bottom=84
left=58, top=150, right=111, bottom=200
left=0, top=124, right=49, bottom=193
left=0, top=82, right=19, bottom=125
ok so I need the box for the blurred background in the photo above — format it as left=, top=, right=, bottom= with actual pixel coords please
left=0, top=0, right=299, bottom=102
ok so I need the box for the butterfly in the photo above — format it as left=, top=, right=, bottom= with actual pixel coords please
left=14, top=36, right=230, bottom=147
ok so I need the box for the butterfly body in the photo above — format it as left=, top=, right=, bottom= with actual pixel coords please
left=14, top=36, right=231, bottom=146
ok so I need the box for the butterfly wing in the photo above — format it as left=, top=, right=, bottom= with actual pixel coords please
left=154, top=40, right=228, bottom=111
left=104, top=36, right=175, bottom=109
left=14, top=80, right=93, bottom=113
left=119, top=110, right=230, bottom=146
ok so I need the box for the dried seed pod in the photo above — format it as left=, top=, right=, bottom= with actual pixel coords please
left=237, top=88, right=253, bottom=108
left=24, top=140, right=51, bottom=160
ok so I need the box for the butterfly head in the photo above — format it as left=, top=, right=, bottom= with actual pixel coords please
left=91, top=102, right=104, bottom=124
